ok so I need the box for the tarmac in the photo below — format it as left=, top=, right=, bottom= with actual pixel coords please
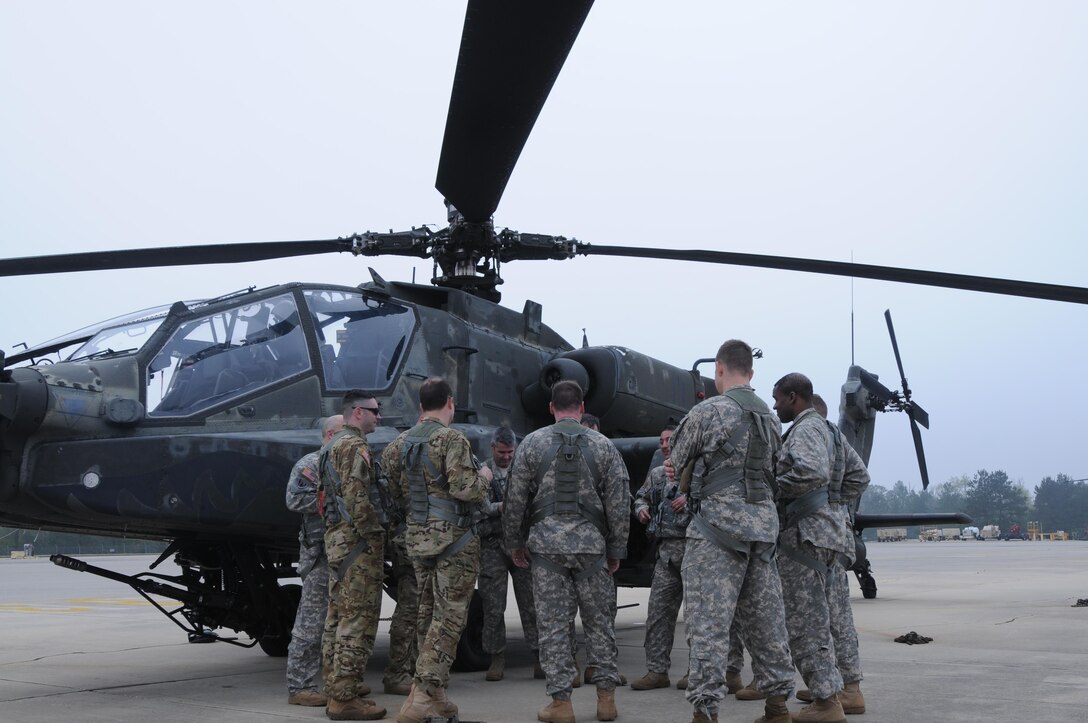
left=0, top=540, right=1085, bottom=722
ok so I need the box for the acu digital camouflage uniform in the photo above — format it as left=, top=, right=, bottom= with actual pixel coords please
left=824, top=418, right=869, bottom=687
left=384, top=417, right=489, bottom=694
left=320, top=425, right=385, bottom=703
left=502, top=417, right=630, bottom=700
left=633, top=464, right=691, bottom=676
left=669, top=384, right=794, bottom=719
left=478, top=457, right=539, bottom=657
left=775, top=408, right=854, bottom=700
left=379, top=432, right=419, bottom=691
left=285, top=450, right=329, bottom=697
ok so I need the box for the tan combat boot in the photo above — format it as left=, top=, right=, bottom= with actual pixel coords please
left=691, top=710, right=718, bottom=723
left=596, top=688, right=617, bottom=721
left=383, top=679, right=412, bottom=696
left=395, top=684, right=433, bottom=723
left=288, top=690, right=328, bottom=706
left=735, top=680, right=766, bottom=701
left=429, top=686, right=458, bottom=719
left=796, top=688, right=814, bottom=703
left=485, top=652, right=505, bottom=681
left=538, top=696, right=576, bottom=723
left=676, top=670, right=689, bottom=690
left=839, top=681, right=866, bottom=714
left=793, top=696, right=847, bottom=723
left=630, top=671, right=670, bottom=690
left=753, top=694, right=791, bottom=723
left=326, top=696, right=386, bottom=721
left=726, top=670, right=743, bottom=694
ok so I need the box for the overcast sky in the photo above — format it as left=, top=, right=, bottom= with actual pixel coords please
left=2, top=2, right=1085, bottom=496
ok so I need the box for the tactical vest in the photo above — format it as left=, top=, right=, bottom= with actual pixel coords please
left=692, top=388, right=777, bottom=504
left=653, top=479, right=690, bottom=539
left=528, top=426, right=608, bottom=536
left=824, top=419, right=846, bottom=505
left=318, top=428, right=391, bottom=529
left=401, top=420, right=474, bottom=529
left=476, top=463, right=507, bottom=539
left=778, top=412, right=833, bottom=529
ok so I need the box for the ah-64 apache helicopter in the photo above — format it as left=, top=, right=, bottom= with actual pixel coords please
left=2, top=1, right=1085, bottom=666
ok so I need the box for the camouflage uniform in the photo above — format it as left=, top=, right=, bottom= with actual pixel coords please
left=669, top=384, right=794, bottom=719
left=726, top=618, right=746, bottom=674
left=285, top=450, right=329, bottom=696
left=632, top=464, right=691, bottom=674
left=384, top=417, right=489, bottom=694
left=478, top=458, right=539, bottom=656
left=825, top=420, right=869, bottom=686
left=379, top=433, right=419, bottom=689
left=775, top=408, right=852, bottom=700
left=502, top=417, right=630, bottom=700
left=320, top=424, right=385, bottom=702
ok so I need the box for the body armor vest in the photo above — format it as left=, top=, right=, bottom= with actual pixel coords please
left=528, top=427, right=608, bottom=535
left=652, top=479, right=690, bottom=539
left=824, top=419, right=846, bottom=505
left=401, top=420, right=473, bottom=529
left=319, top=429, right=391, bottom=529
left=694, top=388, right=777, bottom=504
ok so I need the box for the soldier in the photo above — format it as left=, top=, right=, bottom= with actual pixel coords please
left=503, top=380, right=630, bottom=723
left=286, top=414, right=344, bottom=707
left=376, top=436, right=418, bottom=698
left=384, top=377, right=492, bottom=723
left=790, top=393, right=868, bottom=715
left=771, top=374, right=853, bottom=723
left=478, top=426, right=542, bottom=682
left=319, top=391, right=386, bottom=721
left=667, top=339, right=794, bottom=723
left=630, top=424, right=691, bottom=690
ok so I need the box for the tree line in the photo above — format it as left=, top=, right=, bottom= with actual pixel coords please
left=858, top=470, right=1088, bottom=540
left=0, top=527, right=166, bottom=558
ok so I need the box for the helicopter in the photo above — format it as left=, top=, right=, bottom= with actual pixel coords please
left=2, top=1, right=1084, bottom=665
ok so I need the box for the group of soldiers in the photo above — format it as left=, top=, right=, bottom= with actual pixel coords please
left=283, top=337, right=871, bottom=723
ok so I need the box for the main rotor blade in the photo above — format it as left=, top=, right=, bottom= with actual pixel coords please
left=436, top=0, right=594, bottom=223
left=909, top=415, right=931, bottom=490
left=0, top=239, right=350, bottom=277
left=577, top=244, right=1088, bottom=305
left=858, top=368, right=894, bottom=404
left=884, top=309, right=908, bottom=387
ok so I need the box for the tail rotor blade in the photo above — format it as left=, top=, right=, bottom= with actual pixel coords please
left=908, top=400, right=930, bottom=430
left=884, top=309, right=908, bottom=386
left=909, top=416, right=931, bottom=490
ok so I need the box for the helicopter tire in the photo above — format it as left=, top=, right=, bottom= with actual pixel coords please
left=451, top=589, right=489, bottom=672
left=258, top=582, right=302, bottom=657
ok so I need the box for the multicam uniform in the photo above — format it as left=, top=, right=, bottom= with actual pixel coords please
left=633, top=464, right=691, bottom=675
left=502, top=417, right=630, bottom=700
left=478, top=457, right=539, bottom=657
left=775, top=408, right=853, bottom=700
left=384, top=417, right=489, bottom=694
left=669, top=384, right=794, bottom=719
left=379, top=432, right=419, bottom=691
left=824, top=419, right=869, bottom=687
left=319, top=424, right=385, bottom=702
left=285, top=450, right=329, bottom=697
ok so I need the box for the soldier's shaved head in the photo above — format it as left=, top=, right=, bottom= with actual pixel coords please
left=773, top=373, right=813, bottom=402
left=419, top=377, right=453, bottom=412
left=716, top=339, right=754, bottom=375
left=551, top=380, right=584, bottom=412
left=811, top=393, right=829, bottom=418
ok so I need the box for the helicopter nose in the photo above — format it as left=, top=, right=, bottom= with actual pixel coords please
left=1, top=367, right=48, bottom=501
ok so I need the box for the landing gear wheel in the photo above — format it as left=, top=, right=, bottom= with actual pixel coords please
left=258, top=582, right=302, bottom=657
left=451, top=589, right=489, bottom=672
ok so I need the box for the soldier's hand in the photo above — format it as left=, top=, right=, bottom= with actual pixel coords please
left=671, top=494, right=687, bottom=512
left=511, top=547, right=530, bottom=569
left=637, top=508, right=651, bottom=524
left=664, top=458, right=675, bottom=480
left=606, top=557, right=620, bottom=576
